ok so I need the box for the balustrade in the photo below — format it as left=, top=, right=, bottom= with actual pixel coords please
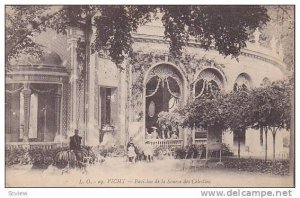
left=146, top=139, right=183, bottom=148
left=5, top=142, right=68, bottom=150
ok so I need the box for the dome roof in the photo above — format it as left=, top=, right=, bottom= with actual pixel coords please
left=10, top=50, right=63, bottom=67
left=38, top=51, right=63, bottom=66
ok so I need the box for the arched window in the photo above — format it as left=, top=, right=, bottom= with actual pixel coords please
left=145, top=64, right=184, bottom=139
left=194, top=69, right=223, bottom=99
left=234, top=73, right=252, bottom=91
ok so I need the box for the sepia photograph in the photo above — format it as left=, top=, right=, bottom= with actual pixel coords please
left=5, top=5, right=295, bottom=187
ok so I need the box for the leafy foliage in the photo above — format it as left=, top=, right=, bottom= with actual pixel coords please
left=6, top=5, right=269, bottom=65
left=5, top=6, right=51, bottom=63
left=157, top=110, right=184, bottom=128
left=260, top=6, right=294, bottom=71
left=93, top=6, right=155, bottom=65
left=5, top=146, right=69, bottom=168
left=173, top=144, right=233, bottom=159
left=182, top=93, right=229, bottom=130
left=226, top=91, right=254, bottom=132
left=250, top=79, right=292, bottom=131
left=223, top=158, right=290, bottom=175
left=182, top=78, right=292, bottom=132
left=5, top=147, right=31, bottom=166
left=92, top=145, right=126, bottom=157
left=161, top=6, right=269, bottom=59
left=5, top=145, right=96, bottom=169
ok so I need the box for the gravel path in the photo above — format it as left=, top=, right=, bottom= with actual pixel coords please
left=6, top=157, right=293, bottom=187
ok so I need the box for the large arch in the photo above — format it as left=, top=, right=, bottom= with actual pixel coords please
left=143, top=62, right=187, bottom=139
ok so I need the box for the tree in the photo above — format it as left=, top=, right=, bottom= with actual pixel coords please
left=5, top=6, right=52, bottom=64
left=182, top=94, right=229, bottom=162
left=226, top=91, right=253, bottom=158
left=182, top=94, right=228, bottom=131
left=6, top=5, right=270, bottom=66
left=182, top=94, right=229, bottom=147
left=157, top=110, right=184, bottom=129
left=250, top=79, right=292, bottom=161
left=260, top=6, right=294, bottom=71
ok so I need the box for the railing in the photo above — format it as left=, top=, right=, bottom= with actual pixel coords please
left=5, top=142, right=68, bottom=150
left=195, top=138, right=207, bottom=145
left=146, top=139, right=183, bottom=148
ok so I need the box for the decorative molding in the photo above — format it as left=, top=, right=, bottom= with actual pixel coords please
left=132, top=35, right=286, bottom=74
left=6, top=74, right=67, bottom=84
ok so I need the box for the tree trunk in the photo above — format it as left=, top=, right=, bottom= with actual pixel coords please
left=272, top=132, right=276, bottom=161
left=238, top=137, right=241, bottom=159
left=265, top=128, right=268, bottom=161
left=260, top=126, right=264, bottom=146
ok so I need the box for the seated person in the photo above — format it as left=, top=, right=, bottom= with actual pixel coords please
left=70, top=129, right=82, bottom=151
left=69, top=129, right=83, bottom=161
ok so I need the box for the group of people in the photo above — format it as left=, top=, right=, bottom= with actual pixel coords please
left=127, top=137, right=154, bottom=163
left=69, top=130, right=153, bottom=163
left=146, top=126, right=179, bottom=140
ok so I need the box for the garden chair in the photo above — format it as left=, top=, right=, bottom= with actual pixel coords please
left=189, top=150, right=207, bottom=171
left=94, top=154, right=105, bottom=164
left=182, top=151, right=195, bottom=171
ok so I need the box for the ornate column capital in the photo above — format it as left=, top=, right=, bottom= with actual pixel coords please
left=21, top=83, right=31, bottom=95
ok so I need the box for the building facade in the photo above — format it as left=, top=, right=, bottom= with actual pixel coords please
left=5, top=20, right=289, bottom=159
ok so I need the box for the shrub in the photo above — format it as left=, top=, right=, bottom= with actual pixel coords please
left=174, top=147, right=186, bottom=159
left=221, top=143, right=234, bottom=157
left=173, top=143, right=233, bottom=159
left=54, top=146, right=96, bottom=169
left=223, top=158, right=290, bottom=175
left=5, top=147, right=31, bottom=166
left=5, top=145, right=96, bottom=169
left=153, top=147, right=174, bottom=159
left=92, top=145, right=126, bottom=158
left=29, top=146, right=69, bottom=169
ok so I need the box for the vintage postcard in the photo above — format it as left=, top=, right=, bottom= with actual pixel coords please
left=5, top=5, right=294, bottom=187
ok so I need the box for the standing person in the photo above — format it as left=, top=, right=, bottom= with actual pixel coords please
left=151, top=127, right=159, bottom=139
left=127, top=137, right=135, bottom=150
left=146, top=129, right=153, bottom=139
left=127, top=142, right=137, bottom=163
left=127, top=137, right=138, bottom=162
left=144, top=141, right=154, bottom=162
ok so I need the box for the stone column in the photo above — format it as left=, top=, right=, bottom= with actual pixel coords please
left=54, top=85, right=62, bottom=141
left=67, top=27, right=80, bottom=135
left=86, top=52, right=99, bottom=146
left=21, top=83, right=31, bottom=142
